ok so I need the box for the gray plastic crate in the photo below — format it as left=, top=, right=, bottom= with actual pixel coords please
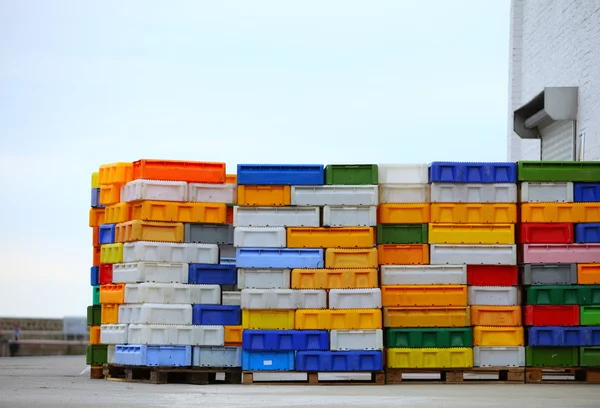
left=184, top=224, right=234, bottom=244
left=521, top=263, right=577, bottom=285
left=192, top=346, right=242, bottom=367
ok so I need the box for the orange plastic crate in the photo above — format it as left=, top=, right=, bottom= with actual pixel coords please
left=226, top=174, right=237, bottom=184
left=287, top=227, right=375, bottom=248
left=92, top=245, right=101, bottom=266
left=381, top=285, right=468, bottom=307
left=237, top=185, right=291, bottom=206
left=101, top=304, right=119, bottom=324
left=291, top=268, right=378, bottom=289
left=324, top=248, right=378, bottom=268
left=378, top=244, right=429, bottom=265
left=92, top=227, right=99, bottom=247
left=472, top=326, right=524, bottom=346
left=224, top=326, right=243, bottom=345
left=132, top=159, right=226, bottom=183
left=383, top=306, right=471, bottom=327
left=131, top=201, right=226, bottom=223
left=99, top=284, right=125, bottom=304
left=98, top=162, right=134, bottom=185
left=578, top=264, right=600, bottom=284
left=99, top=184, right=121, bottom=205
left=89, top=208, right=105, bottom=228
left=378, top=203, right=430, bottom=224
left=104, top=203, right=132, bottom=224
left=470, top=306, right=522, bottom=326
left=115, top=220, right=184, bottom=243
left=89, top=326, right=101, bottom=345
left=226, top=206, right=234, bottom=224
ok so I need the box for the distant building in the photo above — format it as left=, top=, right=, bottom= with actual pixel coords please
left=507, top=0, right=600, bottom=161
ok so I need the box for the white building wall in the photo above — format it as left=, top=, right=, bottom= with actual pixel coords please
left=508, top=0, right=600, bottom=161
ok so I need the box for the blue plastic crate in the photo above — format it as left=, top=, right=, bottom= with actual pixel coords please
left=146, top=345, right=192, bottom=366
left=188, top=264, right=237, bottom=285
left=574, top=183, right=600, bottom=202
left=192, top=305, right=241, bottom=325
left=242, top=350, right=296, bottom=371
left=90, top=266, right=99, bottom=286
left=91, top=188, right=104, bottom=208
left=528, top=327, right=587, bottom=347
left=296, top=350, right=383, bottom=372
left=114, top=344, right=147, bottom=365
left=237, top=164, right=325, bottom=185
left=575, top=223, right=600, bottom=243
left=242, top=330, right=329, bottom=351
left=429, top=162, right=517, bottom=183
left=236, top=248, right=324, bottom=269
left=581, top=327, right=600, bottom=346
left=98, top=224, right=116, bottom=244
left=220, top=258, right=236, bottom=266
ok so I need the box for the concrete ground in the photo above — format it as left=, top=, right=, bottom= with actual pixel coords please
left=0, top=356, right=598, bottom=408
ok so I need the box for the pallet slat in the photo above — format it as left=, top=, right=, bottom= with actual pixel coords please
left=102, top=364, right=242, bottom=385
left=525, top=367, right=600, bottom=384
left=385, top=367, right=525, bottom=384
left=242, top=371, right=385, bottom=385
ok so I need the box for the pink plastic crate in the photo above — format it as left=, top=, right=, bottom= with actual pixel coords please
left=521, top=244, right=600, bottom=264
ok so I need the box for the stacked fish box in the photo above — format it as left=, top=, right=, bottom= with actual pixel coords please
left=518, top=161, right=600, bottom=371
left=237, top=164, right=383, bottom=376
left=92, top=159, right=243, bottom=370
left=428, top=162, right=522, bottom=369
left=382, top=164, right=473, bottom=371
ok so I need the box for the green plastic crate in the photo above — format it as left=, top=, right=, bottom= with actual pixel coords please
left=87, top=305, right=101, bottom=326
left=581, top=286, right=600, bottom=305
left=385, top=327, right=473, bottom=348
left=376, top=224, right=428, bottom=244
left=86, top=344, right=108, bottom=365
left=92, top=286, right=100, bottom=305
left=526, top=285, right=581, bottom=305
left=518, top=161, right=600, bottom=182
left=325, top=164, right=378, bottom=185
left=581, top=306, right=600, bottom=325
left=525, top=346, right=579, bottom=367
left=580, top=347, right=600, bottom=367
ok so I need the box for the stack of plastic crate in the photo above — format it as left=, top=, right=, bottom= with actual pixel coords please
left=237, top=164, right=383, bottom=376
left=518, top=161, right=600, bottom=371
left=92, top=159, right=243, bottom=370
left=381, top=164, right=473, bottom=371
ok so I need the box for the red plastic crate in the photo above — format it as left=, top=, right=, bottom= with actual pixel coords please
left=518, top=223, right=574, bottom=244
left=467, top=265, right=518, bottom=286
left=99, top=264, right=114, bottom=285
left=524, top=305, right=580, bottom=326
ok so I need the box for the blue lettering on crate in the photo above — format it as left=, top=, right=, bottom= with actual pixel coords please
left=91, top=188, right=105, bottom=208
left=236, top=248, right=324, bottom=269
left=575, top=223, right=600, bottom=243
left=574, top=183, right=600, bottom=202
left=295, top=350, right=383, bottom=372
left=237, top=164, right=325, bottom=185
left=242, top=350, right=296, bottom=371
left=188, top=264, right=237, bottom=285
left=99, top=224, right=116, bottom=244
left=528, top=326, right=589, bottom=347
left=242, top=330, right=329, bottom=351
left=192, top=305, right=241, bottom=325
left=90, top=266, right=99, bottom=286
left=429, top=162, right=517, bottom=183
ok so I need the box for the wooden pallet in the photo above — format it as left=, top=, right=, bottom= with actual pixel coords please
left=242, top=371, right=385, bottom=385
left=385, top=367, right=525, bottom=384
left=90, top=365, right=104, bottom=380
left=525, top=367, right=600, bottom=384
left=103, top=364, right=242, bottom=385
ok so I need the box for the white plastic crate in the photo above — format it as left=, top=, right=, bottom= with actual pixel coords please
left=118, top=303, right=193, bottom=325
left=188, top=183, right=236, bottom=204
left=290, top=185, right=378, bottom=206
left=379, top=183, right=430, bottom=203
left=430, top=244, right=517, bottom=265
left=328, top=289, right=382, bottom=309
left=240, top=289, right=327, bottom=309
left=127, top=324, right=224, bottom=346
left=322, top=206, right=377, bottom=227
left=123, top=241, right=219, bottom=264
left=120, top=179, right=188, bottom=202
left=107, top=345, right=116, bottom=364
left=100, top=324, right=128, bottom=344
left=380, top=265, right=467, bottom=285
left=237, top=268, right=291, bottom=289
left=430, top=183, right=517, bottom=203
left=468, top=286, right=521, bottom=306
left=222, top=291, right=241, bottom=306
left=112, top=262, right=189, bottom=284
left=233, top=206, right=320, bottom=227
left=192, top=346, right=242, bottom=367
left=233, top=227, right=287, bottom=248
left=377, top=164, right=429, bottom=184
left=330, top=329, right=383, bottom=350
left=473, top=346, right=525, bottom=367
left=519, top=182, right=574, bottom=202
left=124, top=283, right=221, bottom=305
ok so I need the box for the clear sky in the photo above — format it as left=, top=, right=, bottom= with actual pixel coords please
left=0, top=0, right=510, bottom=318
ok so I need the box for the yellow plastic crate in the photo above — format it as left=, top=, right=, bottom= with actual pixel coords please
left=428, top=224, right=515, bottom=244
left=99, top=284, right=125, bottom=304
left=295, top=309, right=382, bottom=330
left=237, top=185, right=290, bottom=206
left=242, top=310, right=295, bottom=330
left=101, top=304, right=119, bottom=324
left=98, top=162, right=133, bottom=185
left=384, top=306, right=471, bottom=327
left=324, top=248, right=378, bottom=268
left=131, top=201, right=226, bottom=224
left=521, top=202, right=600, bottom=223
left=472, top=326, right=524, bottom=346
left=381, top=285, right=468, bottom=307
left=99, top=184, right=121, bottom=205
left=91, top=172, right=100, bottom=188
left=89, top=208, right=105, bottom=228
left=286, top=227, right=375, bottom=248
left=89, top=326, right=101, bottom=345
left=291, top=268, right=378, bottom=289
left=225, top=174, right=237, bottom=184
left=104, top=203, right=132, bottom=224
left=387, top=348, right=473, bottom=369
left=378, top=203, right=430, bottom=224
left=430, top=203, right=517, bottom=224
left=100, top=243, right=124, bottom=264
left=115, top=220, right=184, bottom=243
